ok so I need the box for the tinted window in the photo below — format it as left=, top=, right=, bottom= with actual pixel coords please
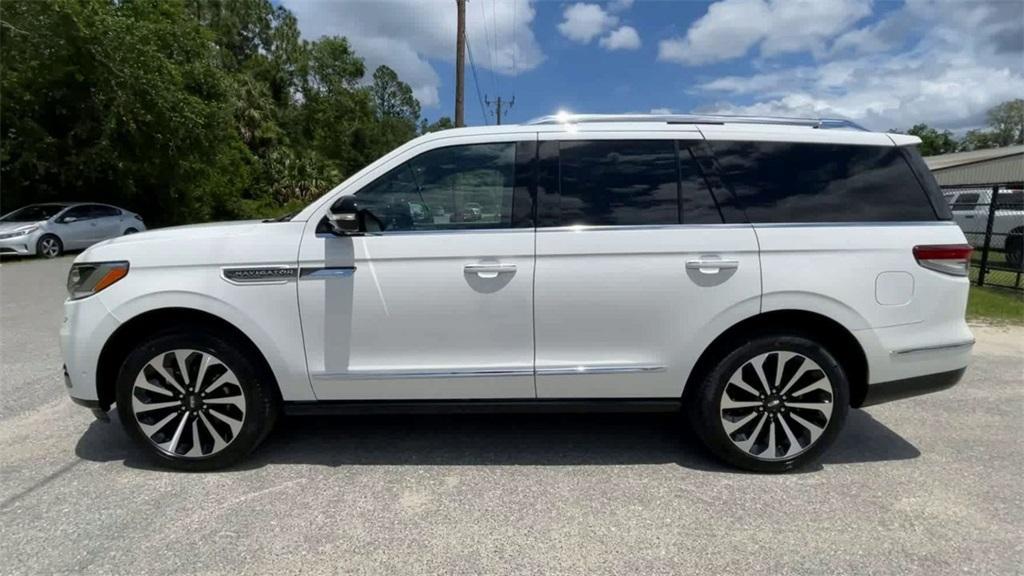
left=63, top=205, right=93, bottom=220
left=951, top=193, right=980, bottom=211
left=997, top=190, right=1024, bottom=207
left=679, top=144, right=723, bottom=224
left=0, top=204, right=65, bottom=222
left=92, top=205, right=121, bottom=218
left=710, top=141, right=939, bottom=223
left=355, top=143, right=515, bottom=232
left=559, top=140, right=678, bottom=226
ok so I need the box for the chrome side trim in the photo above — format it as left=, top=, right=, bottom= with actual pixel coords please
left=221, top=266, right=297, bottom=285
left=299, top=267, right=356, bottom=279
left=891, top=339, right=975, bottom=356
left=753, top=221, right=957, bottom=229
left=312, top=367, right=534, bottom=381
left=536, top=364, right=666, bottom=376
left=317, top=228, right=532, bottom=238
left=538, top=224, right=752, bottom=233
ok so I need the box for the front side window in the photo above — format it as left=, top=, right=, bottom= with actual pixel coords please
left=710, top=141, right=939, bottom=223
left=355, top=143, right=516, bottom=232
left=559, top=140, right=679, bottom=226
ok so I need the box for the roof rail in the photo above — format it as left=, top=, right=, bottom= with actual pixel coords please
left=525, top=113, right=868, bottom=131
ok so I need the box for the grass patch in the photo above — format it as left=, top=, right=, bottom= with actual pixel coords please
left=967, top=285, right=1024, bottom=325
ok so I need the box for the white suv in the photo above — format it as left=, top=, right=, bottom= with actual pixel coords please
left=60, top=114, right=974, bottom=472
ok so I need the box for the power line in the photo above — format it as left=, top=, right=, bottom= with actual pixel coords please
left=465, top=30, right=489, bottom=125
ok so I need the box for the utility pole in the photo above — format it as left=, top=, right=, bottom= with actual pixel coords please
left=485, top=95, right=514, bottom=125
left=454, top=0, right=466, bottom=127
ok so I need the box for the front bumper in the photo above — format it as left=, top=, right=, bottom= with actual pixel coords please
left=0, top=232, right=38, bottom=255
left=860, top=367, right=966, bottom=407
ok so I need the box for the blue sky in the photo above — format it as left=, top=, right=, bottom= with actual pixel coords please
left=282, top=0, right=1024, bottom=132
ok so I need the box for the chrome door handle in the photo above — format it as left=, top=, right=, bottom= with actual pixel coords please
left=464, top=263, right=517, bottom=278
left=686, top=258, right=739, bottom=273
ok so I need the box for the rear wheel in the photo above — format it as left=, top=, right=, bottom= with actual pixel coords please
left=124, top=227, right=139, bottom=235
left=1006, top=232, right=1023, bottom=270
left=36, top=235, right=63, bottom=258
left=115, top=330, right=277, bottom=471
left=690, top=335, right=849, bottom=473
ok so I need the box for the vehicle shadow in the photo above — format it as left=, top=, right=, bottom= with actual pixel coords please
left=74, top=408, right=919, bottom=474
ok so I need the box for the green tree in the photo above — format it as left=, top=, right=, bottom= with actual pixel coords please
left=420, top=116, right=455, bottom=134
left=0, top=0, right=430, bottom=226
left=904, top=124, right=959, bottom=156
left=0, top=0, right=249, bottom=225
left=372, top=65, right=420, bottom=123
left=985, top=98, right=1024, bottom=147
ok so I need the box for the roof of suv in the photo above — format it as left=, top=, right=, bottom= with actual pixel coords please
left=412, top=114, right=920, bottom=148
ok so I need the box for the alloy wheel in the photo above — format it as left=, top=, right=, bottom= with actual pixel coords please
left=719, top=351, right=834, bottom=461
left=131, top=349, right=246, bottom=458
left=40, top=238, right=60, bottom=257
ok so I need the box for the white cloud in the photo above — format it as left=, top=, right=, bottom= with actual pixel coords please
left=283, top=0, right=543, bottom=108
left=558, top=3, right=619, bottom=44
left=691, top=1, right=1024, bottom=131
left=600, top=26, right=641, bottom=51
left=658, top=0, right=870, bottom=65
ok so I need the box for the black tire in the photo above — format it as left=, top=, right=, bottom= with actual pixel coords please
left=1006, top=233, right=1023, bottom=270
left=124, top=227, right=139, bottom=235
left=689, top=334, right=850, bottom=473
left=36, top=234, right=63, bottom=258
left=115, top=329, right=277, bottom=471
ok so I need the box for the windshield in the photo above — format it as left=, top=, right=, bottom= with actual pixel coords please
left=1, top=204, right=65, bottom=222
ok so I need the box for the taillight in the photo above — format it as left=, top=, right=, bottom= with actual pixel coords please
left=913, top=244, right=972, bottom=276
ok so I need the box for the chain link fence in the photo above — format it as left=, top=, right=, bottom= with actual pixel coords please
left=942, top=184, right=1024, bottom=291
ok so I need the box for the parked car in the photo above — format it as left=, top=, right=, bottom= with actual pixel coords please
left=0, top=202, right=145, bottom=258
left=946, top=188, right=1024, bottom=268
left=61, top=114, right=973, bottom=473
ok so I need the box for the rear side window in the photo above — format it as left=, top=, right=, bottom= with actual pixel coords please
left=709, top=141, right=939, bottom=223
left=559, top=140, right=678, bottom=226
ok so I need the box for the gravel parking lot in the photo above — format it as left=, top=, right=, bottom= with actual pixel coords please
left=1, top=256, right=1022, bottom=575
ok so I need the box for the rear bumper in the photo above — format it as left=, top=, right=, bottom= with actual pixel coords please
left=860, top=367, right=966, bottom=407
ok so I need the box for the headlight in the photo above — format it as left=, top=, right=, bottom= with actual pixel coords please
left=0, top=225, right=39, bottom=239
left=67, top=261, right=130, bottom=300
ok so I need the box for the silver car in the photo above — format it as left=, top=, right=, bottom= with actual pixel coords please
left=0, top=202, right=146, bottom=258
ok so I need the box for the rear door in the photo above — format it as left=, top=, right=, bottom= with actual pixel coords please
left=533, top=132, right=762, bottom=398
left=90, top=205, right=123, bottom=240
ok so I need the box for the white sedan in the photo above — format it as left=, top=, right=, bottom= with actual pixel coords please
left=0, top=202, right=146, bottom=258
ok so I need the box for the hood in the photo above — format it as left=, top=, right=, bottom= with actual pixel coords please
left=77, top=219, right=305, bottom=268
left=0, top=221, right=43, bottom=234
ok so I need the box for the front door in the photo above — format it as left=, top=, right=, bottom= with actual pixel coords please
left=298, top=138, right=537, bottom=400
left=533, top=135, right=762, bottom=398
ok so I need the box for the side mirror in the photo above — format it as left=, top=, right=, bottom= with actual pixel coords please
left=61, top=216, right=78, bottom=224
left=326, top=196, right=364, bottom=236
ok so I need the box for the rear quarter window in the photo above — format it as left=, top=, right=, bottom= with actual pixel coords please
left=709, top=141, right=940, bottom=223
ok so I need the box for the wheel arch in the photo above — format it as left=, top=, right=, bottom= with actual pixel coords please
left=95, top=307, right=282, bottom=410
left=683, top=309, right=870, bottom=408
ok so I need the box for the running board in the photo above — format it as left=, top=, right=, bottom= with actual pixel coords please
left=282, top=398, right=682, bottom=416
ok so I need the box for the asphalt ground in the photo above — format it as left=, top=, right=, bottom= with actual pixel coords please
left=1, top=255, right=1022, bottom=575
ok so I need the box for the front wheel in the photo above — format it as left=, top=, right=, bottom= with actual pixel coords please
left=690, top=335, right=849, bottom=473
left=116, top=330, right=277, bottom=471
left=36, top=234, right=63, bottom=258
